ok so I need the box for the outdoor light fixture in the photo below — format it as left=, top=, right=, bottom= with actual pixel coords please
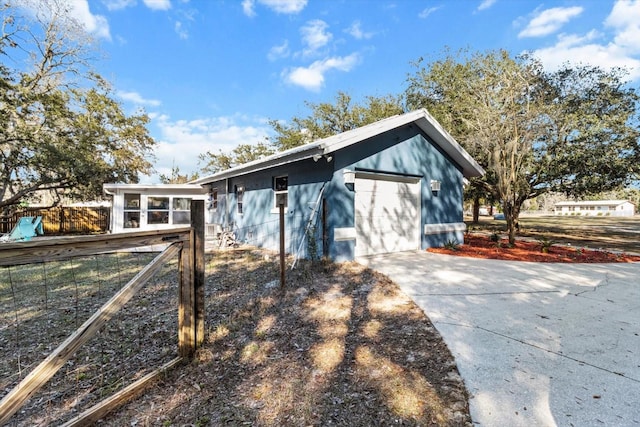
left=430, top=179, right=441, bottom=192
left=343, top=170, right=356, bottom=185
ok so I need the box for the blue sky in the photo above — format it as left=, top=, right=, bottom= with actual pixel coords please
left=23, top=0, right=640, bottom=182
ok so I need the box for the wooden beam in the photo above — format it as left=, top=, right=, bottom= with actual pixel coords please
left=0, top=228, right=192, bottom=267
left=191, top=200, right=206, bottom=347
left=59, top=357, right=183, bottom=427
left=178, top=232, right=195, bottom=357
left=0, top=243, right=182, bottom=424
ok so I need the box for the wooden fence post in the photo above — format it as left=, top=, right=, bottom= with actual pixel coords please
left=279, top=202, right=285, bottom=290
left=191, top=200, right=205, bottom=348
left=178, top=230, right=196, bottom=357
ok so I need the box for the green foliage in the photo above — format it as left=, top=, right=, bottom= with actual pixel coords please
left=405, top=48, right=640, bottom=244
left=268, top=92, right=404, bottom=152
left=0, top=2, right=155, bottom=209
left=197, top=91, right=403, bottom=176
left=536, top=236, right=557, bottom=253
left=443, top=239, right=460, bottom=251
left=490, top=233, right=500, bottom=242
left=198, top=142, right=275, bottom=175
left=159, top=165, right=199, bottom=184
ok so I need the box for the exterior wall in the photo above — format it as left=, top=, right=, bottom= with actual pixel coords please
left=206, top=124, right=466, bottom=262
left=327, top=124, right=465, bottom=261
left=207, top=125, right=464, bottom=261
left=206, top=160, right=333, bottom=258
left=108, top=187, right=207, bottom=233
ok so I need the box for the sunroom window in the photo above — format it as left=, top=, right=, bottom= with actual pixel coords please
left=123, top=193, right=140, bottom=228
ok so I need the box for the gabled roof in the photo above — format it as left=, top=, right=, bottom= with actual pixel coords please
left=192, top=109, right=485, bottom=185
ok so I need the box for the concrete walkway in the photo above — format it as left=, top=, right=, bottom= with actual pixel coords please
left=359, top=252, right=640, bottom=427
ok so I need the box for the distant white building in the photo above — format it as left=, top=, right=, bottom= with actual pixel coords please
left=554, top=200, right=635, bottom=217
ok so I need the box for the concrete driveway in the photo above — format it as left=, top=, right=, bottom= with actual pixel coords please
left=359, top=251, right=640, bottom=427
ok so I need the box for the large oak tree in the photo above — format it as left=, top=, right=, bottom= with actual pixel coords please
left=405, top=49, right=640, bottom=243
left=0, top=1, right=155, bottom=210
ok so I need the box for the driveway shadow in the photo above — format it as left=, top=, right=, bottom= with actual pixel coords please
left=359, top=251, right=640, bottom=427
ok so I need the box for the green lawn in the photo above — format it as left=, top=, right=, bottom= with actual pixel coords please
left=465, top=214, right=640, bottom=254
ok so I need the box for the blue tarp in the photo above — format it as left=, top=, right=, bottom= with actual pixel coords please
left=4, top=216, right=44, bottom=241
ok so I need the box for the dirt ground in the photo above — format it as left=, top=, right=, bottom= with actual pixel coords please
left=100, top=249, right=471, bottom=426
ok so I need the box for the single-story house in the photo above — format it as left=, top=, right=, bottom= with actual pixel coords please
left=192, top=109, right=484, bottom=261
left=554, top=200, right=635, bottom=217
left=103, top=184, right=208, bottom=233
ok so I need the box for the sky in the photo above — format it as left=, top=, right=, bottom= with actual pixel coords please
left=18, top=0, right=640, bottom=182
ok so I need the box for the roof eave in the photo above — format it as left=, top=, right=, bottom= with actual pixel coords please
left=191, top=143, right=324, bottom=185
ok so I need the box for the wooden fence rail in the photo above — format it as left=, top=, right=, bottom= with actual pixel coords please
left=0, top=206, right=110, bottom=234
left=0, top=201, right=205, bottom=424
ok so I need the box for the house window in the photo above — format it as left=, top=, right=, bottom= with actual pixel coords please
left=148, top=196, right=170, bottom=224
left=274, top=175, right=288, bottom=209
left=236, top=185, right=244, bottom=214
left=209, top=188, right=218, bottom=211
left=173, top=197, right=191, bottom=224
left=123, top=193, right=140, bottom=228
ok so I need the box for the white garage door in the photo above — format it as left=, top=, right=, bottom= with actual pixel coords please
left=354, top=176, right=421, bottom=257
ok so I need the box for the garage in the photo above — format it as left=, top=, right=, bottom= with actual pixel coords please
left=354, top=175, right=421, bottom=257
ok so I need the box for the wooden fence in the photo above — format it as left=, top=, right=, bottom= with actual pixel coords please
left=0, top=206, right=110, bottom=234
left=0, top=201, right=205, bottom=425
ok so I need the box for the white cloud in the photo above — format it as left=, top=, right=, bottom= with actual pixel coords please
left=418, top=6, right=441, bottom=19
left=605, top=0, right=640, bottom=55
left=142, top=0, right=172, bottom=11
left=268, top=40, right=290, bottom=61
left=477, top=0, right=496, bottom=11
left=142, top=115, right=272, bottom=182
left=118, top=91, right=162, bottom=107
left=242, top=0, right=307, bottom=16
left=283, top=53, right=360, bottom=92
left=67, top=0, right=111, bottom=40
left=518, top=6, right=583, bottom=38
left=529, top=1, right=640, bottom=81
left=301, top=19, right=332, bottom=56
left=102, top=0, right=136, bottom=11
left=259, top=0, right=307, bottom=14
left=346, top=21, right=373, bottom=39
left=175, top=21, right=188, bottom=39
left=242, top=0, right=256, bottom=17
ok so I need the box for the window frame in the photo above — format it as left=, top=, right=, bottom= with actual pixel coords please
left=172, top=197, right=192, bottom=224
left=147, top=196, right=170, bottom=224
left=123, top=193, right=141, bottom=229
left=273, top=175, right=288, bottom=212
left=209, top=188, right=218, bottom=212
left=235, top=185, right=244, bottom=215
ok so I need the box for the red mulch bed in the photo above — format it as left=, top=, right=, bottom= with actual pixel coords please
left=427, top=234, right=640, bottom=263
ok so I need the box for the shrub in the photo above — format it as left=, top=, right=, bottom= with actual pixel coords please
left=490, top=233, right=500, bottom=242
left=443, top=239, right=460, bottom=251
left=536, top=235, right=557, bottom=253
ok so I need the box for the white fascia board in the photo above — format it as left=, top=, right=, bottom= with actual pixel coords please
left=319, top=109, right=484, bottom=179
left=192, top=143, right=324, bottom=185
left=412, top=110, right=485, bottom=178
left=103, top=183, right=205, bottom=194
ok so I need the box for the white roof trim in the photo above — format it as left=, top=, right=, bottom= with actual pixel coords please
left=554, top=200, right=632, bottom=207
left=192, top=109, right=484, bottom=185
left=103, top=183, right=205, bottom=195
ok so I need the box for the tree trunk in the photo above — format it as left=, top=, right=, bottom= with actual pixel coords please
left=503, top=202, right=521, bottom=245
left=472, top=195, right=480, bottom=224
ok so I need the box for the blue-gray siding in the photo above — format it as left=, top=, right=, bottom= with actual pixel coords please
left=207, top=124, right=465, bottom=261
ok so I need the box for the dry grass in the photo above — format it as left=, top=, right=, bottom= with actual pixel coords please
left=101, top=248, right=471, bottom=426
